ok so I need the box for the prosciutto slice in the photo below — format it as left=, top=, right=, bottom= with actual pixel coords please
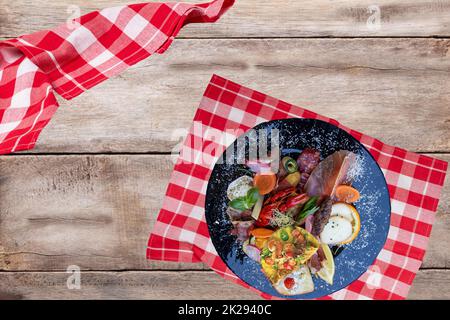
left=230, top=221, right=254, bottom=242
left=305, top=150, right=357, bottom=199
left=227, top=207, right=254, bottom=242
left=226, top=207, right=252, bottom=221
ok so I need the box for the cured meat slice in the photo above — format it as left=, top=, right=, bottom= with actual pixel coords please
left=305, top=150, right=357, bottom=199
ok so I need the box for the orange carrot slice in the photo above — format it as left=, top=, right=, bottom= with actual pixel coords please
left=335, top=185, right=360, bottom=203
left=253, top=173, right=276, bottom=195
left=251, top=228, right=274, bottom=239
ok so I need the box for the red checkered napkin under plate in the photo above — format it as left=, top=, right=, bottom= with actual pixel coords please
left=0, top=0, right=233, bottom=154
left=147, top=74, right=448, bottom=300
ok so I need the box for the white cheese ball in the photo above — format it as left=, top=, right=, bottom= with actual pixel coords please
left=320, top=216, right=353, bottom=245
left=227, top=176, right=254, bottom=201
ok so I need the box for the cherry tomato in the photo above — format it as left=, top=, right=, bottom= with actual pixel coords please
left=284, top=277, right=295, bottom=290
left=283, top=262, right=294, bottom=270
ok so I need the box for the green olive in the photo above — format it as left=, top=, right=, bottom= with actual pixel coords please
left=280, top=230, right=289, bottom=241
left=282, top=157, right=298, bottom=174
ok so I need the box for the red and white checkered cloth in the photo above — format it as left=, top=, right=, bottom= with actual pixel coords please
left=147, top=74, right=448, bottom=300
left=0, top=0, right=233, bottom=154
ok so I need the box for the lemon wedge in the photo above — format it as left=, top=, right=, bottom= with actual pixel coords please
left=317, top=243, right=335, bottom=285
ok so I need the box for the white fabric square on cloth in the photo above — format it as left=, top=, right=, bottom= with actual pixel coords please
left=397, top=174, right=413, bottom=190
left=100, top=5, right=125, bottom=24
left=16, top=58, right=38, bottom=77
left=229, top=107, right=245, bottom=123
left=123, top=13, right=148, bottom=40
left=89, top=50, right=115, bottom=68
left=66, top=26, right=97, bottom=53
left=10, top=88, right=32, bottom=109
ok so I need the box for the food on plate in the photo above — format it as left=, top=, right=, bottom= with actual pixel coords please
left=253, top=173, right=277, bottom=195
left=260, top=226, right=319, bottom=286
left=305, top=150, right=356, bottom=199
left=251, top=193, right=264, bottom=220
left=227, top=175, right=254, bottom=201
left=297, top=148, right=321, bottom=190
left=277, top=171, right=301, bottom=190
left=321, top=202, right=361, bottom=245
left=226, top=206, right=252, bottom=221
left=274, top=265, right=315, bottom=295
left=230, top=220, right=254, bottom=242
left=320, top=216, right=353, bottom=245
left=251, top=228, right=274, bottom=238
left=315, top=243, right=335, bottom=285
left=311, top=197, right=332, bottom=236
left=229, top=187, right=260, bottom=211
left=242, top=242, right=261, bottom=261
left=225, top=148, right=362, bottom=295
left=335, top=185, right=360, bottom=203
left=281, top=156, right=299, bottom=174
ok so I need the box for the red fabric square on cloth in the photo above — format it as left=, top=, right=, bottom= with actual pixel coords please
left=147, top=74, right=448, bottom=300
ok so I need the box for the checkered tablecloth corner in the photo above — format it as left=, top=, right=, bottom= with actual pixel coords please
left=0, top=1, right=234, bottom=155
left=147, top=74, right=448, bottom=300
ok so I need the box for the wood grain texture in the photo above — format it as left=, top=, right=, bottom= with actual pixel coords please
left=0, top=270, right=448, bottom=300
left=16, top=38, right=450, bottom=154
left=0, top=155, right=206, bottom=271
left=0, top=154, right=448, bottom=271
left=1, top=0, right=450, bottom=38
left=1, top=0, right=449, bottom=300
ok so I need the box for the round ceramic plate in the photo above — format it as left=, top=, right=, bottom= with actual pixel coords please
left=205, top=118, right=391, bottom=299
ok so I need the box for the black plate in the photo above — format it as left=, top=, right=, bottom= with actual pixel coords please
left=205, top=118, right=391, bottom=299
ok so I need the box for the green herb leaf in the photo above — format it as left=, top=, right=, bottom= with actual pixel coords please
left=229, top=198, right=250, bottom=211
left=296, top=196, right=319, bottom=222
left=298, top=206, right=319, bottom=221
left=303, top=196, right=318, bottom=211
left=229, top=187, right=260, bottom=212
left=246, top=187, right=260, bottom=205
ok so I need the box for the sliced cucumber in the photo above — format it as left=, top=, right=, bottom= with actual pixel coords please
left=251, top=194, right=264, bottom=220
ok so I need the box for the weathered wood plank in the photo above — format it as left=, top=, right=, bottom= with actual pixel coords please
left=408, top=270, right=450, bottom=299
left=2, top=0, right=450, bottom=38
left=0, top=155, right=206, bottom=271
left=18, top=38, right=450, bottom=153
left=0, top=154, right=448, bottom=271
left=0, top=270, right=448, bottom=299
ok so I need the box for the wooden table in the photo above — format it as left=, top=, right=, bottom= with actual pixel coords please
left=0, top=0, right=449, bottom=300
